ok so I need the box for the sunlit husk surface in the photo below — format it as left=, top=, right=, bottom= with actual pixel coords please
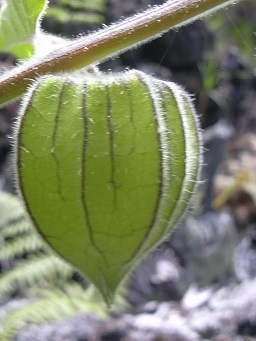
left=16, top=70, right=201, bottom=304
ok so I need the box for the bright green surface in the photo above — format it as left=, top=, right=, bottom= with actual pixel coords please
left=17, top=71, right=201, bottom=303
left=0, top=0, right=46, bottom=58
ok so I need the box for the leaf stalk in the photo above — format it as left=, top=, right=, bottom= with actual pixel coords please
left=0, top=0, right=237, bottom=106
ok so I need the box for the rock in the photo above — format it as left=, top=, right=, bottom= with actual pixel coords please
left=202, top=119, right=235, bottom=212
left=16, top=313, right=108, bottom=341
left=234, top=226, right=256, bottom=280
left=123, top=303, right=200, bottom=341
left=170, top=210, right=237, bottom=287
left=128, top=210, right=238, bottom=306
left=182, top=285, right=213, bottom=310
left=143, top=21, right=213, bottom=70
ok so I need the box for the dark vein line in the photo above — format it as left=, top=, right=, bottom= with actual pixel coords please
left=81, top=83, right=108, bottom=264
left=106, top=85, right=117, bottom=209
left=17, top=79, right=55, bottom=245
left=122, top=76, right=164, bottom=270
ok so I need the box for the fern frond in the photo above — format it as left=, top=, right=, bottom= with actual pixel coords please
left=0, top=218, right=33, bottom=240
left=44, top=0, right=107, bottom=27
left=36, top=281, right=86, bottom=299
left=45, top=7, right=105, bottom=25
left=0, top=192, right=24, bottom=227
left=0, top=235, right=45, bottom=260
left=58, top=0, right=107, bottom=12
left=0, top=255, right=74, bottom=296
left=1, top=293, right=106, bottom=341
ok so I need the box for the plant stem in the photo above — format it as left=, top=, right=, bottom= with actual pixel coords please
left=0, top=0, right=237, bottom=106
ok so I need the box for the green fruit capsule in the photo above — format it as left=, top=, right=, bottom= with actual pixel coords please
left=15, top=70, right=201, bottom=304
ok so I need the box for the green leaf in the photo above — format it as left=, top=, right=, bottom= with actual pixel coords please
left=16, top=71, right=201, bottom=304
left=0, top=0, right=47, bottom=59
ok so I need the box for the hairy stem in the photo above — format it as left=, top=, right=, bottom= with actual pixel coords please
left=0, top=0, right=237, bottom=106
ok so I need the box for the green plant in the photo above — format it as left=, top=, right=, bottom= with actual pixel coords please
left=0, top=0, right=237, bottom=308
left=206, top=0, right=256, bottom=61
left=44, top=0, right=107, bottom=29
left=0, top=190, right=94, bottom=340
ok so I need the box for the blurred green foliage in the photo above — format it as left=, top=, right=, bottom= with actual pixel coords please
left=44, top=0, right=107, bottom=28
left=206, top=0, right=256, bottom=60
